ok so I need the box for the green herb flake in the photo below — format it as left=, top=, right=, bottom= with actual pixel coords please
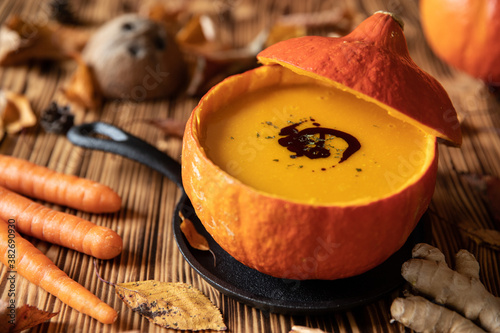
left=273, top=159, right=279, bottom=162
left=356, top=168, right=362, bottom=172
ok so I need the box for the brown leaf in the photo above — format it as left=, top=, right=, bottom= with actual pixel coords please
left=174, top=13, right=264, bottom=95
left=182, top=32, right=263, bottom=95
left=179, top=212, right=216, bottom=266
left=277, top=7, right=360, bottom=33
left=115, top=280, right=226, bottom=331
left=61, top=54, right=102, bottom=109
left=176, top=14, right=218, bottom=48
left=179, top=212, right=210, bottom=251
left=0, top=89, right=37, bottom=139
left=142, top=118, right=186, bottom=138
left=460, top=226, right=500, bottom=251
left=0, top=300, right=58, bottom=333
left=290, top=326, right=327, bottom=333
left=0, top=299, right=13, bottom=332
left=139, top=1, right=189, bottom=34
left=0, top=15, right=89, bottom=66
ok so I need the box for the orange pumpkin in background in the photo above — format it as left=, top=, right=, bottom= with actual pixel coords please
left=181, top=12, right=461, bottom=280
left=420, top=0, right=500, bottom=85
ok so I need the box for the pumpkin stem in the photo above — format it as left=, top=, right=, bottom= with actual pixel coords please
left=347, top=11, right=408, bottom=57
left=374, top=10, right=404, bottom=30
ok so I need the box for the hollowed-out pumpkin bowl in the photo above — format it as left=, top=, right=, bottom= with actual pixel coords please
left=181, top=12, right=461, bottom=280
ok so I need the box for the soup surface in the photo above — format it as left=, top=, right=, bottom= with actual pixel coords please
left=201, top=83, right=433, bottom=204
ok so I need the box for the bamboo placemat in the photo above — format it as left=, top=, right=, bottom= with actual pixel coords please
left=0, top=0, right=499, bottom=332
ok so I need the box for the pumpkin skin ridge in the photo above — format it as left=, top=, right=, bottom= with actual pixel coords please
left=257, top=12, right=462, bottom=146
left=182, top=64, right=439, bottom=280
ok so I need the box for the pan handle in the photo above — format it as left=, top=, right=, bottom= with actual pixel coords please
left=67, top=121, right=183, bottom=189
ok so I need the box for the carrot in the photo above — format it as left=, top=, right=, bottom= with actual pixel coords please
left=0, top=185, right=122, bottom=259
left=0, top=154, right=121, bottom=213
left=0, top=219, right=118, bottom=324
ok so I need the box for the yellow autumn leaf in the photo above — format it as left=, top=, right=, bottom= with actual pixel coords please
left=115, top=280, right=226, bottom=331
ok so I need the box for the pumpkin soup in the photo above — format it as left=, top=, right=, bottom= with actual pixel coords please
left=201, top=82, right=434, bottom=204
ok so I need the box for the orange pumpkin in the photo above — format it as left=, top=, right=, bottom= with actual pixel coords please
left=420, top=0, right=500, bottom=84
left=181, top=12, right=461, bottom=280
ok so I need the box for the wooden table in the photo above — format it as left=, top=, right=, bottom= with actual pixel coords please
left=1, top=0, right=499, bottom=332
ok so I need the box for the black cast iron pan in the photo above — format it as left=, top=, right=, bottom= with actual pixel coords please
left=67, top=121, right=429, bottom=315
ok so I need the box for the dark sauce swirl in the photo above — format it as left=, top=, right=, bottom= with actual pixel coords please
left=278, top=121, right=361, bottom=163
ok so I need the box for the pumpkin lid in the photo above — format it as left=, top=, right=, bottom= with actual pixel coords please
left=257, top=12, right=462, bottom=146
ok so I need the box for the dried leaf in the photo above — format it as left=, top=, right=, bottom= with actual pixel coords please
left=176, top=14, right=217, bottom=47
left=265, top=7, right=362, bottom=48
left=142, top=118, right=186, bottom=138
left=115, top=280, right=226, bottom=331
left=0, top=299, right=13, bottom=332
left=278, top=8, right=358, bottom=32
left=182, top=29, right=264, bottom=96
left=460, top=226, right=500, bottom=251
left=0, top=89, right=37, bottom=137
left=139, top=1, right=189, bottom=34
left=143, top=3, right=360, bottom=97
left=290, top=326, right=327, bottom=333
left=61, top=54, right=101, bottom=109
left=0, top=300, right=58, bottom=333
left=179, top=212, right=216, bottom=266
left=12, top=305, right=58, bottom=333
left=174, top=13, right=263, bottom=95
left=0, top=15, right=89, bottom=66
left=179, top=212, right=210, bottom=251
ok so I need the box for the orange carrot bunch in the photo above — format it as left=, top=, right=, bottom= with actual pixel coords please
left=0, top=155, right=123, bottom=259
left=0, top=220, right=118, bottom=324
left=0, top=154, right=123, bottom=324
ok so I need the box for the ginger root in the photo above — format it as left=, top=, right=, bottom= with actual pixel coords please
left=391, top=243, right=500, bottom=333
left=392, top=296, right=484, bottom=333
